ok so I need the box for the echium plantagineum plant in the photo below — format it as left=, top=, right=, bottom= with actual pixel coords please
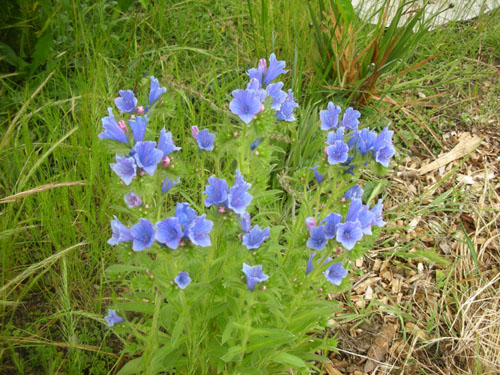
left=99, top=54, right=395, bottom=375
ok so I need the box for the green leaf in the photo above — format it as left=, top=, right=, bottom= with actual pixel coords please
left=171, top=315, right=185, bottom=347
left=0, top=42, right=27, bottom=69
left=29, top=34, right=53, bottom=75
left=221, top=320, right=234, bottom=344
left=273, top=352, right=307, bottom=368
left=117, top=357, right=143, bottom=375
left=221, top=345, right=243, bottom=362
left=117, top=0, right=133, bottom=11
left=117, top=302, right=155, bottom=314
left=336, top=0, right=355, bottom=23
left=105, top=264, right=146, bottom=274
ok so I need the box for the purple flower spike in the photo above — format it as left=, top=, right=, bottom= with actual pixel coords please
left=341, top=107, right=361, bottom=130
left=228, top=170, right=252, bottom=215
left=229, top=89, right=262, bottom=124
left=370, top=199, right=386, bottom=227
left=158, top=128, right=181, bottom=158
left=306, top=226, right=327, bottom=251
left=108, top=216, right=133, bottom=245
left=195, top=129, right=215, bottom=151
left=242, top=263, right=269, bottom=291
left=326, top=141, right=349, bottom=165
left=174, top=203, right=197, bottom=228
left=161, top=176, right=180, bottom=194
left=114, top=90, right=138, bottom=113
left=321, top=213, right=342, bottom=239
left=336, top=221, right=363, bottom=250
left=204, top=177, right=228, bottom=207
left=98, top=108, right=129, bottom=144
left=239, top=212, right=251, bottom=233
left=324, top=262, right=348, bottom=285
left=133, top=141, right=163, bottom=176
left=320, top=102, right=342, bottom=130
left=110, top=156, right=136, bottom=185
left=129, top=116, right=147, bottom=143
left=124, top=192, right=142, bottom=208
left=264, top=53, right=287, bottom=85
left=187, top=215, right=213, bottom=247
left=242, top=225, right=270, bottom=250
left=266, top=82, right=287, bottom=110
left=130, top=218, right=156, bottom=252
left=156, top=217, right=183, bottom=249
left=345, top=185, right=364, bottom=200
left=149, top=76, right=166, bottom=106
left=276, top=90, right=298, bottom=122
left=174, top=272, right=192, bottom=289
left=105, top=309, right=124, bottom=327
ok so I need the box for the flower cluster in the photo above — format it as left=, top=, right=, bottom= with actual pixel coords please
left=204, top=170, right=252, bottom=215
left=229, top=53, right=298, bottom=124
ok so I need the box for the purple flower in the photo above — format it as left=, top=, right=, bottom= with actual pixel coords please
left=246, top=78, right=267, bottom=102
left=250, top=138, right=262, bottom=151
left=321, top=213, right=342, bottom=239
left=320, top=102, right=342, bottom=130
left=124, top=192, right=142, bottom=208
left=336, top=221, right=363, bottom=250
left=266, top=82, right=287, bottom=110
left=355, top=128, right=377, bottom=155
left=242, top=263, right=269, bottom=291
left=158, top=128, right=181, bottom=158
left=114, top=90, right=138, bottom=113
left=204, top=177, right=228, bottom=208
left=326, top=141, right=349, bottom=165
left=130, top=218, right=156, bottom=251
left=174, top=272, right=191, bottom=289
left=149, top=76, right=166, bottom=106
left=133, top=141, right=163, bottom=176
left=129, top=116, right=147, bottom=143
left=311, top=165, right=323, bottom=184
left=324, top=262, right=348, bottom=285
left=161, top=176, right=180, bottom=194
left=156, top=217, right=183, bottom=249
left=105, top=309, right=124, bottom=327
left=345, top=185, right=363, bottom=200
left=341, top=107, right=360, bottom=130
left=110, top=156, right=136, bottom=185
left=98, top=108, right=129, bottom=144
left=346, top=199, right=363, bottom=223
left=326, top=128, right=344, bottom=145
left=174, top=203, right=196, bottom=228
left=229, top=89, right=262, bottom=124
left=370, top=199, right=386, bottom=227
left=306, top=226, right=327, bottom=251
left=357, top=205, right=375, bottom=235
left=107, top=216, right=133, bottom=245
left=239, top=212, right=251, bottom=233
left=306, top=252, right=332, bottom=275
left=187, top=215, right=213, bottom=247
left=264, top=53, right=287, bottom=86
left=228, top=170, right=252, bottom=215
left=242, top=225, right=270, bottom=250
left=276, top=90, right=298, bottom=122
left=194, top=129, right=215, bottom=151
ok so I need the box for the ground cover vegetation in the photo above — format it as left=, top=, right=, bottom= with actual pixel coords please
left=0, top=0, right=498, bottom=374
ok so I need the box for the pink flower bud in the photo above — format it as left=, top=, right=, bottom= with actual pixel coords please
left=238, top=233, right=243, bottom=239
left=317, top=288, right=323, bottom=293
left=118, top=120, right=128, bottom=133
left=191, top=125, right=199, bottom=138
left=261, top=285, right=267, bottom=291
left=130, top=115, right=136, bottom=120
left=336, top=247, right=342, bottom=254
left=136, top=106, right=144, bottom=115
left=218, top=206, right=226, bottom=214
left=324, top=147, right=329, bottom=156
left=305, top=217, right=316, bottom=230
left=139, top=170, right=146, bottom=176
left=293, top=278, right=298, bottom=282
left=260, top=103, right=265, bottom=113
left=161, top=156, right=171, bottom=167
left=258, top=58, right=267, bottom=72
left=255, top=151, right=259, bottom=155
left=340, top=197, right=346, bottom=203
left=233, top=132, right=239, bottom=138
left=180, top=240, right=186, bottom=247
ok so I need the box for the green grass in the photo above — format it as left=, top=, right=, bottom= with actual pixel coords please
left=1, top=0, right=499, bottom=373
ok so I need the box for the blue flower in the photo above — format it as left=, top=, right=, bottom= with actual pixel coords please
left=336, top=221, right=363, bottom=250
left=306, top=252, right=332, bottom=275
left=187, top=215, right=213, bottom=247
left=357, top=205, right=375, bottom=235
left=266, top=82, right=287, bottom=110
left=228, top=170, right=252, bottom=215
left=133, top=141, right=164, bottom=176
left=370, top=199, right=386, bottom=227
left=110, top=156, right=136, bottom=185
left=341, top=107, right=361, bottom=130
left=130, top=218, right=156, bottom=252
left=246, top=78, right=267, bottom=102
left=149, top=76, right=166, bottom=106
left=326, top=141, right=349, bottom=165
left=264, top=53, right=287, bottom=86
left=108, top=216, right=133, bottom=245
left=239, top=212, right=251, bottom=233
left=355, top=128, right=377, bottom=155
left=174, top=272, right=192, bottom=289
left=98, top=108, right=129, bottom=144
left=306, top=226, right=327, bottom=251
left=345, top=185, right=364, bottom=200
left=321, top=213, right=342, bottom=239
left=129, top=116, right=147, bottom=143
left=324, top=262, right=348, bottom=285
left=229, top=89, right=262, bottom=124
left=311, top=165, right=323, bottom=184
left=346, top=199, right=363, bottom=223
left=156, top=217, right=183, bottom=249
left=242, top=263, right=269, bottom=291
left=194, top=128, right=215, bottom=151
left=276, top=89, right=298, bottom=122
left=105, top=309, right=124, bottom=327
left=114, top=90, right=138, bottom=113
left=242, top=225, right=270, bottom=249
left=161, top=176, right=180, bottom=194
left=124, top=192, right=142, bottom=208
left=326, top=128, right=345, bottom=145
left=320, top=102, right=342, bottom=130
left=174, top=203, right=197, bottom=228
left=158, top=128, right=181, bottom=158
left=204, top=177, right=228, bottom=208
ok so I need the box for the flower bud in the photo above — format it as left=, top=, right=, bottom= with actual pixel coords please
left=191, top=125, right=199, bottom=138
left=261, top=285, right=267, bottom=291
left=161, top=156, right=172, bottom=167
left=218, top=206, right=226, bottom=214
left=118, top=120, right=128, bottom=133
left=136, top=106, right=145, bottom=115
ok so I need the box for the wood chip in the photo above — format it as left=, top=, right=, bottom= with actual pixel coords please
left=364, top=324, right=399, bottom=373
left=324, top=362, right=342, bottom=375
